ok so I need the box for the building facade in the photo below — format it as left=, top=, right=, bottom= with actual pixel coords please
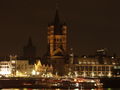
left=46, top=10, right=68, bottom=75
left=65, top=56, right=115, bottom=77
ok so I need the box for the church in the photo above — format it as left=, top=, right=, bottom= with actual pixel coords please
left=44, top=9, right=69, bottom=75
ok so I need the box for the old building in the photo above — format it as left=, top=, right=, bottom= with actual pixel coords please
left=45, top=9, right=68, bottom=75
left=65, top=55, right=116, bottom=77
left=10, top=55, right=34, bottom=76
left=23, top=37, right=36, bottom=64
left=34, top=60, right=53, bottom=77
left=0, top=61, right=12, bottom=76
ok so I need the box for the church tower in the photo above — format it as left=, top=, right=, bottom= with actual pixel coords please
left=48, top=10, right=67, bottom=57
left=47, top=9, right=68, bottom=75
left=23, top=37, right=36, bottom=64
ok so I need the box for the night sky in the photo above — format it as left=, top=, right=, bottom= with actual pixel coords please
left=0, top=0, right=120, bottom=57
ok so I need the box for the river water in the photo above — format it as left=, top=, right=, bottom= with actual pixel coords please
left=1, top=88, right=120, bottom=90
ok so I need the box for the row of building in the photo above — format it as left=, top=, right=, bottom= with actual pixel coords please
left=0, top=49, right=120, bottom=78
left=0, top=9, right=120, bottom=78
left=0, top=55, right=53, bottom=77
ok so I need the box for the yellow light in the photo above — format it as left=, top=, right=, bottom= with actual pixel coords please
left=32, top=70, right=36, bottom=75
left=36, top=72, right=39, bottom=75
left=108, top=72, right=112, bottom=77
left=74, top=79, right=77, bottom=82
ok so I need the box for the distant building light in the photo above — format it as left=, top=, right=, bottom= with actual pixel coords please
left=32, top=70, right=36, bottom=75
left=111, top=57, right=114, bottom=59
left=112, top=62, right=116, bottom=65
left=11, top=60, right=16, bottom=63
left=36, top=72, right=40, bottom=75
left=75, top=83, right=79, bottom=87
left=108, top=72, right=112, bottom=77
left=88, top=62, right=90, bottom=64
left=97, top=49, right=105, bottom=52
left=0, top=70, right=11, bottom=75
left=79, top=61, right=81, bottom=64
left=114, top=66, right=120, bottom=69
left=90, top=80, right=95, bottom=82
left=70, top=53, right=73, bottom=56
left=83, top=56, right=87, bottom=58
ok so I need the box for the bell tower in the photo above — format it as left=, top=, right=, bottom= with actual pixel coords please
left=48, top=10, right=67, bottom=57
left=47, top=9, right=68, bottom=75
left=23, top=37, right=36, bottom=64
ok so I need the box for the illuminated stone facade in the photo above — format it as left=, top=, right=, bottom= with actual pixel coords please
left=46, top=10, right=68, bottom=75
left=10, top=55, right=34, bottom=76
left=34, top=60, right=53, bottom=77
left=48, top=10, right=67, bottom=57
left=66, top=57, right=115, bottom=77
left=0, top=61, right=12, bottom=76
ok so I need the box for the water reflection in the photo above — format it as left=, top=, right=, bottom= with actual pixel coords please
left=1, top=88, right=104, bottom=90
left=3, top=88, right=120, bottom=90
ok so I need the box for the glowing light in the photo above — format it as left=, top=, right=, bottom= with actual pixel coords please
left=74, top=79, right=77, bottom=82
left=0, top=70, right=11, bottom=75
left=74, top=89, right=79, bottom=90
left=75, top=83, right=79, bottom=87
left=84, top=56, right=87, bottom=58
left=83, top=72, right=86, bottom=77
left=11, top=60, right=16, bottom=63
left=32, top=70, right=36, bottom=75
left=91, top=80, right=95, bottom=82
left=112, top=57, right=114, bottom=59
left=23, top=88, right=28, bottom=90
left=55, top=89, right=60, bottom=90
left=91, top=72, right=94, bottom=77
left=36, top=72, right=40, bottom=75
left=0, top=61, right=12, bottom=75
left=74, top=71, right=78, bottom=77
left=108, top=72, right=112, bottom=77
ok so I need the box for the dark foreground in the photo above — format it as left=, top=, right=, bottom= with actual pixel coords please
left=0, top=77, right=120, bottom=89
left=0, top=77, right=102, bottom=89
left=100, top=77, right=120, bottom=88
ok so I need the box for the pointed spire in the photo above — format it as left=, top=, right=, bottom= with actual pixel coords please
left=56, top=0, right=59, bottom=10
left=54, top=9, right=60, bottom=24
left=28, top=36, right=33, bottom=46
left=54, top=0, right=60, bottom=24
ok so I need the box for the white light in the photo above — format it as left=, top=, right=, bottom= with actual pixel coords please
left=0, top=70, right=11, bottom=75
left=112, top=57, right=114, bottom=59
left=32, top=70, right=36, bottom=75
left=74, top=79, right=77, bottom=82
left=91, top=80, right=95, bottom=82
left=11, top=60, right=16, bottom=63
left=36, top=72, right=40, bottom=75
left=76, top=83, right=79, bottom=87
left=74, top=89, right=79, bottom=90
left=84, top=56, right=87, bottom=58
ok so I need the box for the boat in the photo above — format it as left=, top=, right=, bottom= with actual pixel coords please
left=50, top=77, right=103, bottom=89
left=0, top=77, right=103, bottom=89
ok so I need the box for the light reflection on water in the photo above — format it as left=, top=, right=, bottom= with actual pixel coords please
left=1, top=88, right=120, bottom=90
left=1, top=88, right=99, bottom=90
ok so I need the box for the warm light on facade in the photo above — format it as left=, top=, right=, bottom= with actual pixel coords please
left=0, top=61, right=12, bottom=76
left=32, top=70, right=36, bottom=75
left=108, top=72, right=112, bottom=77
left=11, top=60, right=16, bottom=63
left=0, top=70, right=11, bottom=75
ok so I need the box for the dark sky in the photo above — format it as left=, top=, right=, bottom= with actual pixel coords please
left=0, top=0, right=120, bottom=57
